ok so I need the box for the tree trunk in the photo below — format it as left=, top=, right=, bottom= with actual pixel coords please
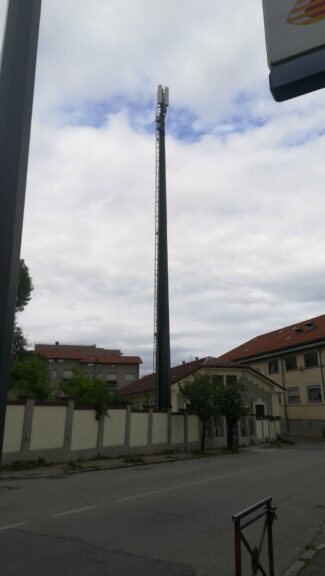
left=201, top=419, right=207, bottom=453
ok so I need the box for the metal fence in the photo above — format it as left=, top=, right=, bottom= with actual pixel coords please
left=232, top=497, right=277, bottom=576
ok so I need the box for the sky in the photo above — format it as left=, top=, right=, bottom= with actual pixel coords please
left=1, top=0, right=325, bottom=375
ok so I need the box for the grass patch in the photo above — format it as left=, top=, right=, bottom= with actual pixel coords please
left=0, top=458, right=53, bottom=471
left=123, top=455, right=145, bottom=464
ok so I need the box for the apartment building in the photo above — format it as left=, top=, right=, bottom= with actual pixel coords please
left=35, top=342, right=142, bottom=391
left=218, top=314, right=325, bottom=437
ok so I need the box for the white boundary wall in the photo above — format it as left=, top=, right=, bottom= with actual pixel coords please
left=2, top=401, right=281, bottom=464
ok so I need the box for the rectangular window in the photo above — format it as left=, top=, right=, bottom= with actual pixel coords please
left=226, top=375, right=237, bottom=386
left=51, top=369, right=57, bottom=381
left=255, top=404, right=265, bottom=420
left=308, top=386, right=322, bottom=403
left=63, top=370, right=73, bottom=380
left=285, top=355, right=297, bottom=371
left=304, top=351, right=318, bottom=369
left=106, top=373, right=117, bottom=386
left=287, top=387, right=300, bottom=404
left=124, top=373, right=136, bottom=383
left=268, top=360, right=279, bottom=374
left=211, top=375, right=224, bottom=386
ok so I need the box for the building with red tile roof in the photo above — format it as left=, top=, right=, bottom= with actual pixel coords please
left=35, top=342, right=142, bottom=391
left=217, top=314, right=325, bottom=437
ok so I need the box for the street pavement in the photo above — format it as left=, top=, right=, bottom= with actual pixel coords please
left=0, top=442, right=325, bottom=575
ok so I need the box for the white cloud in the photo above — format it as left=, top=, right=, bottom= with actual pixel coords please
left=1, top=0, right=325, bottom=374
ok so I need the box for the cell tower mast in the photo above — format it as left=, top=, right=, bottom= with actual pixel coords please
left=153, top=85, right=171, bottom=410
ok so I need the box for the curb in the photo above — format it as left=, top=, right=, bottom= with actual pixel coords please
left=283, top=545, right=325, bottom=576
left=0, top=451, right=228, bottom=481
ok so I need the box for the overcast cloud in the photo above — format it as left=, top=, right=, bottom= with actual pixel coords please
left=1, top=0, right=325, bottom=374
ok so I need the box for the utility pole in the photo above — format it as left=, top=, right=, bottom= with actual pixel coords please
left=0, top=0, right=42, bottom=462
left=153, top=85, right=171, bottom=410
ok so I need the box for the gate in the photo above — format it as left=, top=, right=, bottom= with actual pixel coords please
left=232, top=497, right=277, bottom=575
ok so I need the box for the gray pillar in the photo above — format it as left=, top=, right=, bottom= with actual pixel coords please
left=63, top=400, right=74, bottom=456
left=20, top=398, right=35, bottom=453
left=0, top=0, right=42, bottom=464
left=124, top=405, right=131, bottom=448
left=97, top=416, right=105, bottom=452
left=167, top=410, right=172, bottom=447
left=184, top=412, right=188, bottom=450
left=148, top=408, right=153, bottom=447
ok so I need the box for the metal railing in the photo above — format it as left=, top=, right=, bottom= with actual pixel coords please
left=232, top=497, right=277, bottom=576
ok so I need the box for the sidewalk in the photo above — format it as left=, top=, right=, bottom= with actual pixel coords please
left=283, top=544, right=325, bottom=576
left=0, top=448, right=234, bottom=480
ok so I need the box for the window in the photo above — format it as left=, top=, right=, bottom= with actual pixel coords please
left=226, top=375, right=237, bottom=385
left=304, top=351, right=318, bottom=369
left=51, top=369, right=57, bottom=381
left=124, top=373, right=136, bottom=383
left=106, top=373, right=117, bottom=386
left=285, top=355, right=297, bottom=371
left=63, top=370, right=73, bottom=380
left=211, top=375, right=224, bottom=386
left=308, top=386, right=322, bottom=403
left=287, top=387, right=300, bottom=404
left=255, top=404, right=265, bottom=420
left=268, top=360, right=279, bottom=374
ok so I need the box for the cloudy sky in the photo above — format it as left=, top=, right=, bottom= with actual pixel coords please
left=1, top=1, right=325, bottom=375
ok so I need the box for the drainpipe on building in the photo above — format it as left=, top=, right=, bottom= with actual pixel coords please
left=280, top=357, right=290, bottom=435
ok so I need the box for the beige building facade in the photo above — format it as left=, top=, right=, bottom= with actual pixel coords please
left=218, top=315, right=325, bottom=437
left=122, top=357, right=282, bottom=445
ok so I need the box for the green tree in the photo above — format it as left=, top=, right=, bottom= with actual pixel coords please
left=16, top=259, right=33, bottom=312
left=216, top=377, right=248, bottom=449
left=10, top=356, right=50, bottom=400
left=180, top=373, right=220, bottom=453
left=60, top=371, right=128, bottom=420
left=12, top=260, right=34, bottom=362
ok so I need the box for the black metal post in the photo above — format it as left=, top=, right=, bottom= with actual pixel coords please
left=156, top=100, right=171, bottom=410
left=0, top=0, right=42, bottom=463
left=267, top=501, right=275, bottom=576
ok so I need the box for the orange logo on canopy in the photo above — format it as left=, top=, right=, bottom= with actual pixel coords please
left=288, top=0, right=325, bottom=24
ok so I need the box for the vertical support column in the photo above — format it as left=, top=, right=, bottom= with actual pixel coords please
left=167, top=409, right=172, bottom=448
left=148, top=408, right=153, bottom=448
left=63, top=400, right=74, bottom=458
left=124, top=405, right=132, bottom=449
left=184, top=411, right=188, bottom=451
left=97, top=416, right=105, bottom=453
left=0, top=0, right=42, bottom=463
left=20, top=398, right=35, bottom=454
left=234, top=519, right=242, bottom=576
left=267, top=501, right=275, bottom=576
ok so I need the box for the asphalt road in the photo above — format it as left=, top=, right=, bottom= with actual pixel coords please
left=1, top=442, right=325, bottom=575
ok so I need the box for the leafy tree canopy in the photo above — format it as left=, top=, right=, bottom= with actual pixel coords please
left=10, top=355, right=50, bottom=400
left=215, top=378, right=248, bottom=423
left=16, top=259, right=33, bottom=313
left=60, top=371, right=129, bottom=420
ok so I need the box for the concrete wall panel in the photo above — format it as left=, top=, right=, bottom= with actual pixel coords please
left=103, top=410, right=126, bottom=447
left=71, top=410, right=98, bottom=450
left=30, top=406, right=66, bottom=450
left=171, top=415, right=184, bottom=445
left=152, top=413, right=168, bottom=444
left=188, top=415, right=200, bottom=442
left=3, top=405, right=25, bottom=454
left=130, top=412, right=149, bottom=447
